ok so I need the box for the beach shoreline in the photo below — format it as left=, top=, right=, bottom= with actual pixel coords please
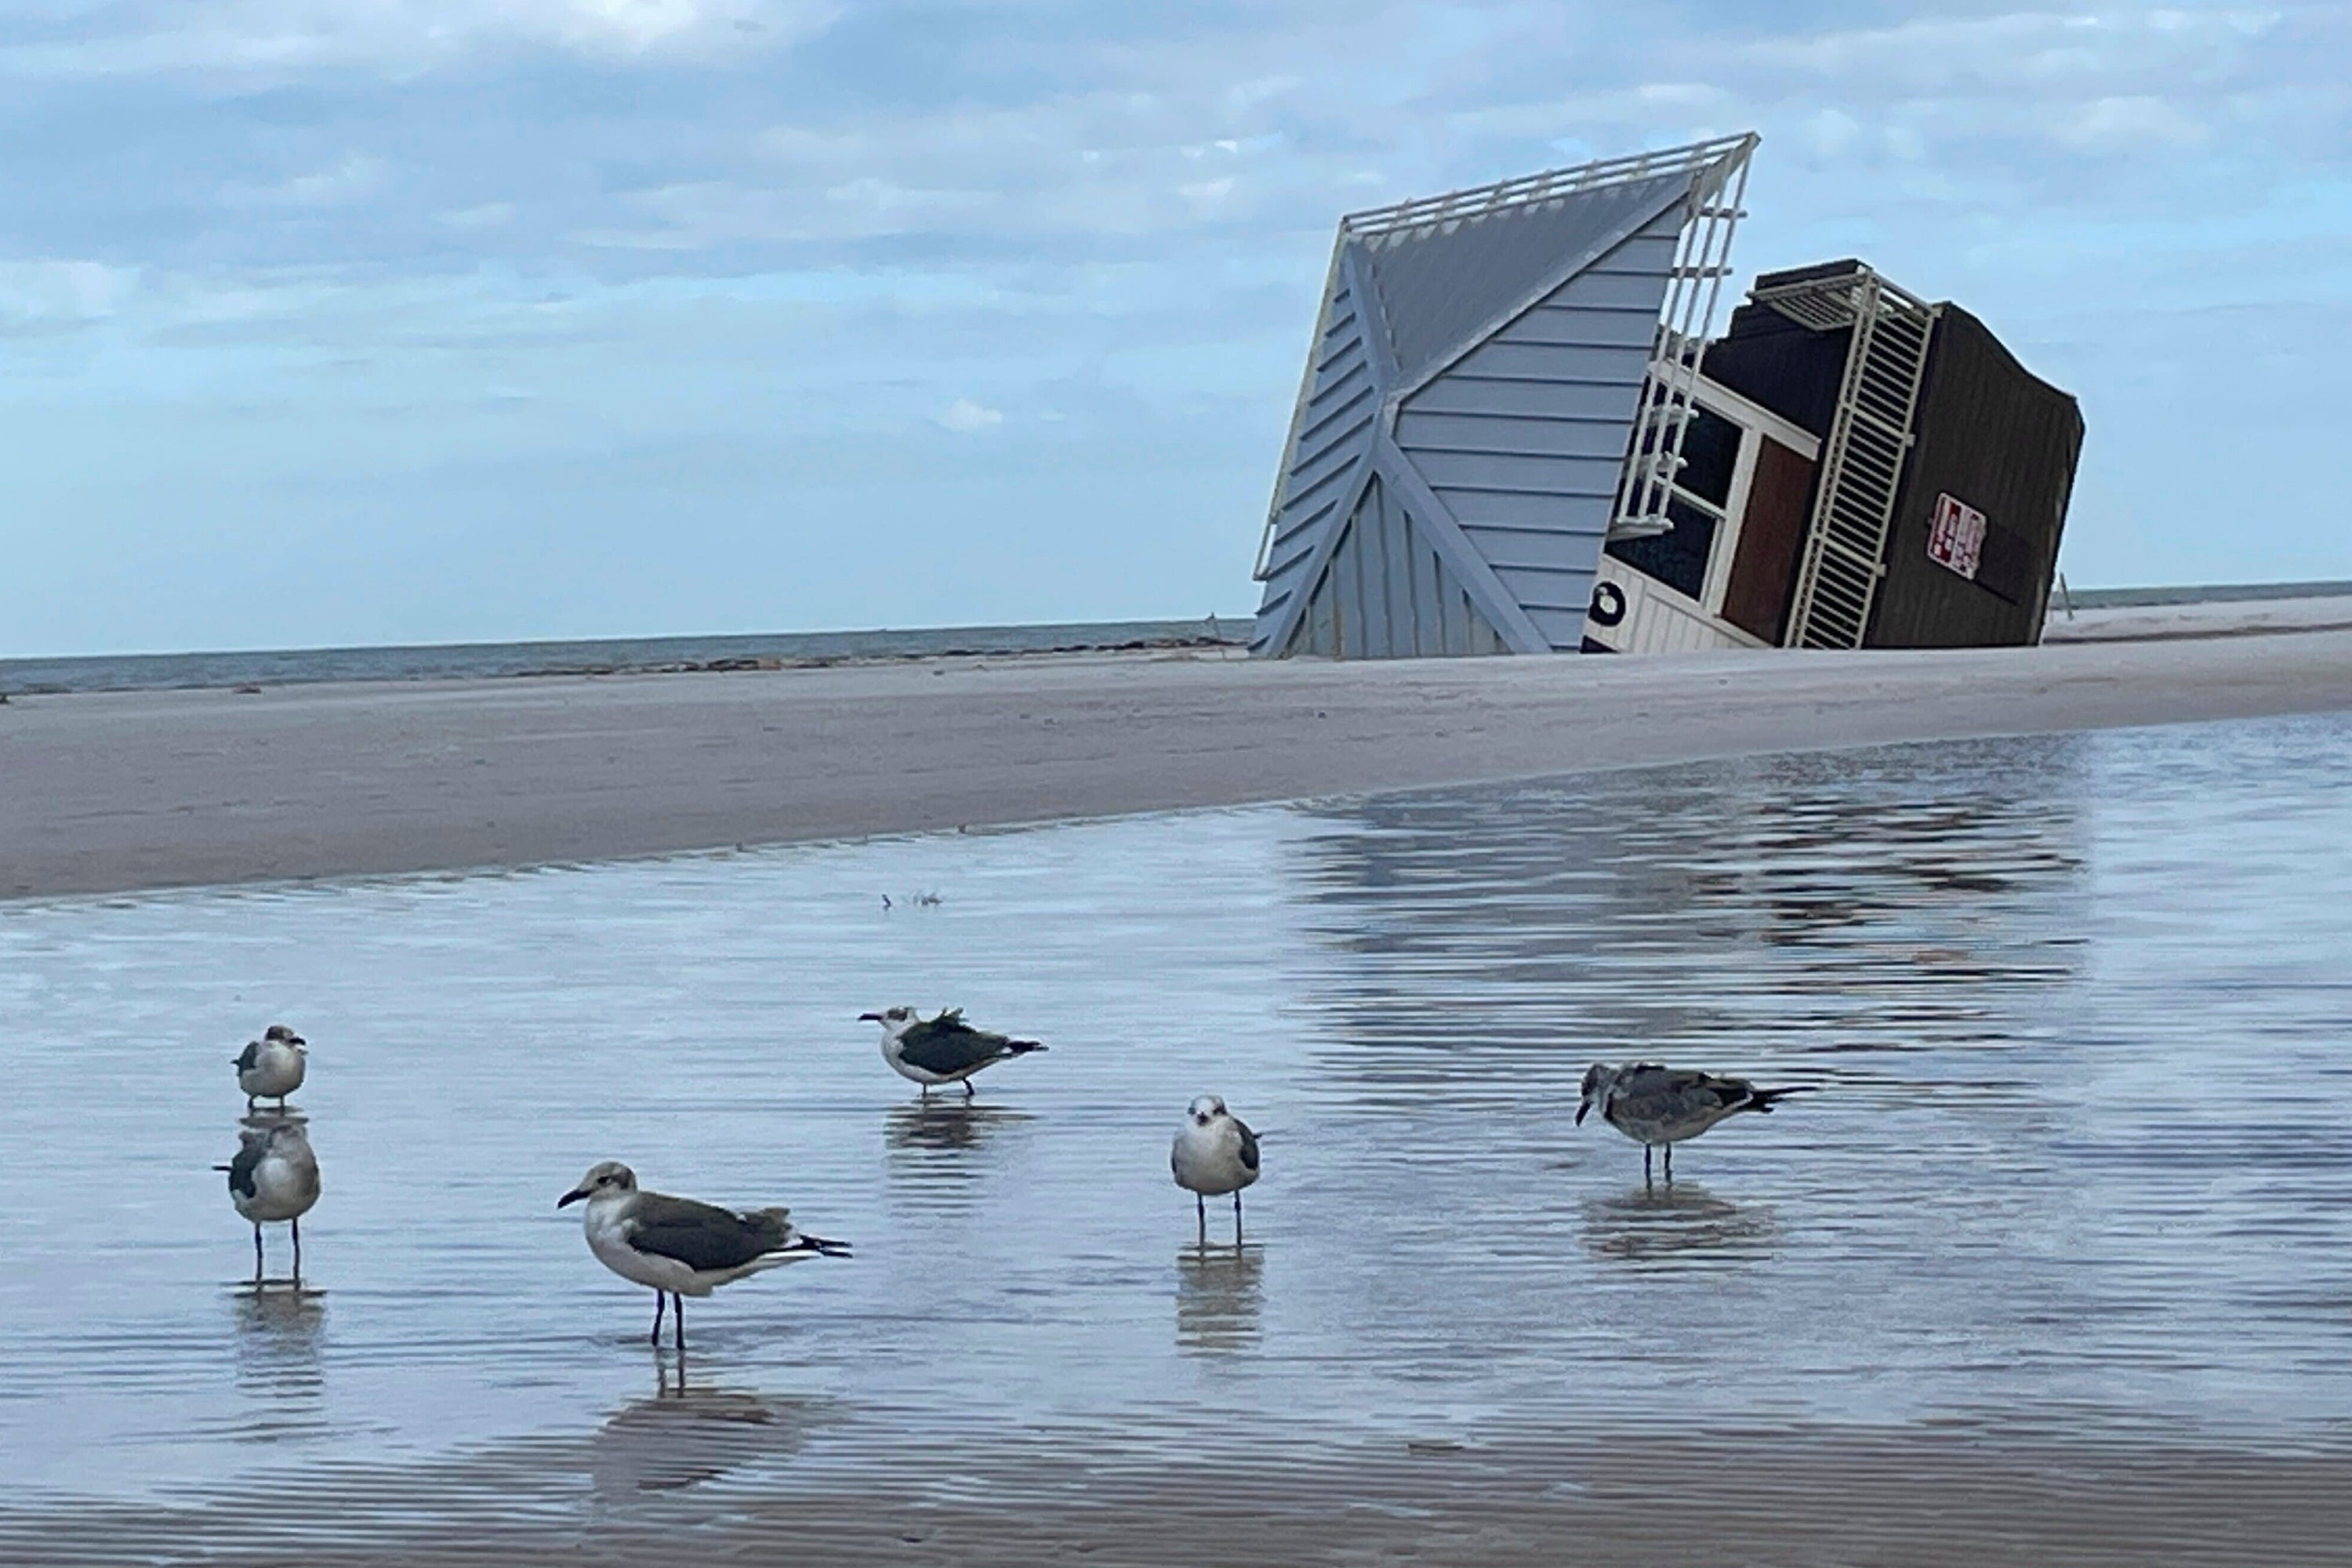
left=7, top=1422, right=2347, bottom=1566
left=6, top=626, right=2352, bottom=900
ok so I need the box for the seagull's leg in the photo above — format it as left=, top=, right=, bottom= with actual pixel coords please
left=1232, top=1191, right=1243, bottom=1248
left=1196, top=1192, right=1207, bottom=1250
left=278, top=1094, right=289, bottom=1112
left=252, top=1224, right=264, bottom=1286
left=650, top=1290, right=666, bottom=1347
left=963, top=1080, right=975, bottom=1101
left=919, top=1083, right=928, bottom=1101
left=291, top=1218, right=302, bottom=1287
left=1643, top=1145, right=1653, bottom=1188
left=1663, top=1145, right=1673, bottom=1184
left=673, top=1296, right=686, bottom=1356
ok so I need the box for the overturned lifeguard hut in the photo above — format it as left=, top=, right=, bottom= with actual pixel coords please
left=1248, top=135, right=2083, bottom=659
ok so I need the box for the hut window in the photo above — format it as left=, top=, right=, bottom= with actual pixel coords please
left=1605, top=403, right=1740, bottom=603
left=1675, top=407, right=1740, bottom=508
left=1606, top=495, right=1719, bottom=601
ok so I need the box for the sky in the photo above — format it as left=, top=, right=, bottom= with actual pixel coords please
left=2, top=2, right=2347, bottom=657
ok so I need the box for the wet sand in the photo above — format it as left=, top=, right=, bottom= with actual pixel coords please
left=6, top=628, right=2352, bottom=898
left=13, top=1425, right=2349, bottom=1566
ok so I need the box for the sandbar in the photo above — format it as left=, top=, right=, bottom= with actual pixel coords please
left=5, top=627, right=2352, bottom=899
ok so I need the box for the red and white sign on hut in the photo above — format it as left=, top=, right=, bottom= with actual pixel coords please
left=1926, top=492, right=1987, bottom=581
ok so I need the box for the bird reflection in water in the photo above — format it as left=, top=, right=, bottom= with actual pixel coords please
left=884, top=1101, right=1029, bottom=1156
left=1580, top=1182, right=1778, bottom=1266
left=231, top=1285, right=326, bottom=1414
left=1175, top=1244, right=1264, bottom=1354
left=590, top=1376, right=825, bottom=1504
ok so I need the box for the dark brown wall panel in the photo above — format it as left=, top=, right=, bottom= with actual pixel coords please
left=1867, top=308, right=2085, bottom=648
left=1722, top=437, right=1816, bottom=644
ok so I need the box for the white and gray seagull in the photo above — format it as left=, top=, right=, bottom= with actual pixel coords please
left=1577, top=1062, right=1814, bottom=1185
left=557, top=1162, right=849, bottom=1352
left=216, top=1122, right=321, bottom=1287
left=1171, top=1095, right=1260, bottom=1247
left=859, top=1006, right=1046, bottom=1098
left=234, top=1024, right=307, bottom=1111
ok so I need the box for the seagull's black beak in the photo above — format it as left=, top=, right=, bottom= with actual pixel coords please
left=857, top=1012, right=882, bottom=1022
left=556, top=1189, right=586, bottom=1208
left=1574, top=1098, right=1591, bottom=1127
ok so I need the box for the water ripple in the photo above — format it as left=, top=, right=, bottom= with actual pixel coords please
left=2, top=713, right=2350, bottom=1547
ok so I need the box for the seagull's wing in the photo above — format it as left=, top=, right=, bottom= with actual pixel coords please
left=1613, top=1065, right=1761, bottom=1123
left=1231, top=1116, right=1261, bottom=1174
left=234, top=1040, right=260, bottom=1072
left=895, top=1014, right=1015, bottom=1077
left=626, top=1192, right=791, bottom=1272
left=224, top=1138, right=263, bottom=1198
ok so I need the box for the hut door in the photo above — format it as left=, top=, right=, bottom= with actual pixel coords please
left=1720, top=437, right=1816, bottom=644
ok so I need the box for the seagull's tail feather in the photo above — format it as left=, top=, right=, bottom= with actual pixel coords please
left=745, top=1207, right=852, bottom=1264
left=1746, top=1085, right=1817, bottom=1114
left=1003, top=1039, right=1047, bottom=1056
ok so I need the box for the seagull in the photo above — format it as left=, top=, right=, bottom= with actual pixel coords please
left=216, top=1122, right=321, bottom=1287
left=557, top=1162, right=849, bottom=1352
left=1577, top=1062, right=1814, bottom=1184
left=858, top=1006, right=1047, bottom=1099
left=234, top=1025, right=307, bottom=1112
left=1171, top=1095, right=1259, bottom=1247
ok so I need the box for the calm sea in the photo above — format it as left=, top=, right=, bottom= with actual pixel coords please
left=0, top=618, right=1247, bottom=696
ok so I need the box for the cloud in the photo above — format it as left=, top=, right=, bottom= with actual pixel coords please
left=2056, top=94, right=2212, bottom=152
left=0, top=0, right=840, bottom=78
left=0, top=258, right=136, bottom=335
left=937, top=397, right=1004, bottom=434
left=220, top=152, right=388, bottom=210
left=435, top=201, right=517, bottom=230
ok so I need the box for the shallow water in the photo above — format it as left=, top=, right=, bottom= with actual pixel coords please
left=3, top=713, right=2351, bottom=1541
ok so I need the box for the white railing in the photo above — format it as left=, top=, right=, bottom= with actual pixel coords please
left=1608, top=140, right=1756, bottom=540
left=1763, top=267, right=1940, bottom=648
left=1341, top=133, right=1759, bottom=241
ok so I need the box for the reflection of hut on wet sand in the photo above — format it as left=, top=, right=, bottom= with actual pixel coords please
left=1252, top=135, right=2083, bottom=662
left=1282, top=739, right=2091, bottom=1102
